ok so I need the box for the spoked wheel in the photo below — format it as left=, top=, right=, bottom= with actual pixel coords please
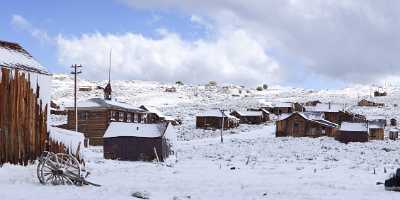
left=39, top=153, right=81, bottom=185
left=37, top=151, right=55, bottom=184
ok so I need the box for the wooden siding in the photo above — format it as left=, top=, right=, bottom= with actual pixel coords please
left=0, top=68, right=48, bottom=166
left=335, top=131, right=368, bottom=143
left=369, top=128, right=384, bottom=140
left=196, top=116, right=239, bottom=129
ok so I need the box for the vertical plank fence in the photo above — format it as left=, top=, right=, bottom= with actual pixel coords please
left=0, top=68, right=48, bottom=166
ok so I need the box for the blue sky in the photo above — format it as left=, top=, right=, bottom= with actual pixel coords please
left=2, top=0, right=394, bottom=89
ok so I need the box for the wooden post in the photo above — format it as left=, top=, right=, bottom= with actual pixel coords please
left=70, top=64, right=82, bottom=133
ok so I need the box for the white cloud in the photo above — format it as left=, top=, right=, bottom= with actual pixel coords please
left=121, top=0, right=400, bottom=84
left=11, top=14, right=52, bottom=43
left=56, top=29, right=280, bottom=86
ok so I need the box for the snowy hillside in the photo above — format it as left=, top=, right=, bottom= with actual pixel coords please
left=2, top=74, right=400, bottom=200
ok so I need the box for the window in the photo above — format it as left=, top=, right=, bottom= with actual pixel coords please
left=78, top=112, right=88, bottom=120
left=119, top=112, right=125, bottom=122
left=134, top=113, right=138, bottom=122
left=110, top=111, right=116, bottom=121
left=321, top=127, right=326, bottom=135
left=127, top=113, right=132, bottom=122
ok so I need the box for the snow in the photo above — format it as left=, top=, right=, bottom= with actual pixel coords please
left=0, top=41, right=47, bottom=73
left=234, top=111, right=263, bottom=116
left=65, top=98, right=145, bottom=112
left=340, top=122, right=368, bottom=132
left=103, top=122, right=167, bottom=138
left=197, top=110, right=239, bottom=119
left=304, top=103, right=345, bottom=113
left=49, top=127, right=85, bottom=155
left=5, top=74, right=400, bottom=199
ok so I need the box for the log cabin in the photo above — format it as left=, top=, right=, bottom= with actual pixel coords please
left=103, top=122, right=176, bottom=161
left=196, top=110, right=240, bottom=129
left=335, top=122, right=369, bottom=143
left=63, top=97, right=152, bottom=146
left=230, top=110, right=266, bottom=124
left=358, top=99, right=385, bottom=107
left=0, top=40, right=51, bottom=165
left=275, top=112, right=338, bottom=138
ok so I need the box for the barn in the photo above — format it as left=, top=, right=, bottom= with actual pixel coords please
left=335, top=122, right=369, bottom=143
left=230, top=110, right=266, bottom=124
left=63, top=98, right=151, bottom=145
left=0, top=40, right=51, bottom=165
left=103, top=122, right=176, bottom=161
left=358, top=99, right=385, bottom=107
left=196, top=110, right=239, bottom=129
left=275, top=112, right=338, bottom=138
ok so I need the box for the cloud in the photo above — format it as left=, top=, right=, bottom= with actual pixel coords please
left=11, top=14, right=52, bottom=43
left=56, top=29, right=280, bottom=86
left=120, top=0, right=400, bottom=84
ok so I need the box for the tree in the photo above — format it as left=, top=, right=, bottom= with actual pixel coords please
left=175, top=81, right=184, bottom=85
left=263, top=84, right=268, bottom=90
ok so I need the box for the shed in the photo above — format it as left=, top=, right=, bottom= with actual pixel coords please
left=230, top=110, right=266, bottom=124
left=275, top=112, right=338, bottom=138
left=103, top=122, right=176, bottom=161
left=335, top=122, right=368, bottom=143
left=389, top=128, right=399, bottom=141
left=196, top=110, right=239, bottom=129
left=368, top=123, right=384, bottom=140
left=0, top=40, right=50, bottom=165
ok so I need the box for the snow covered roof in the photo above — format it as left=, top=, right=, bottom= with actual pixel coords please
left=278, top=112, right=338, bottom=128
left=103, top=122, right=168, bottom=138
left=366, top=115, right=386, bottom=121
left=65, top=98, right=146, bottom=112
left=368, top=123, right=384, bottom=129
left=197, top=110, right=239, bottom=119
left=340, top=122, right=368, bottom=132
left=49, top=127, right=85, bottom=155
left=304, top=103, right=344, bottom=113
left=261, top=101, right=293, bottom=108
left=0, top=40, right=48, bottom=74
left=234, top=111, right=263, bottom=116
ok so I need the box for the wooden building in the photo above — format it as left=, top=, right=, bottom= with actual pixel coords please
left=358, top=99, right=385, bottom=107
left=304, top=100, right=321, bottom=106
left=389, top=128, right=399, bottom=140
left=304, top=103, right=364, bottom=124
left=366, top=115, right=387, bottom=127
left=196, top=110, right=239, bottom=129
left=247, top=108, right=270, bottom=121
left=139, top=105, right=179, bottom=125
left=63, top=98, right=151, bottom=145
left=262, top=102, right=295, bottom=115
left=103, top=122, right=176, bottom=161
left=335, top=122, right=368, bottom=143
left=230, top=110, right=266, bottom=124
left=368, top=123, right=384, bottom=140
left=275, top=112, right=338, bottom=138
left=390, top=118, right=397, bottom=127
left=0, top=40, right=51, bottom=165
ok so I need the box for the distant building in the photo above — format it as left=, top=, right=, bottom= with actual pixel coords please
left=304, top=103, right=365, bottom=124
left=139, top=105, right=180, bottom=125
left=230, top=110, right=267, bottom=124
left=275, top=112, right=338, bottom=138
left=358, top=99, right=384, bottom=107
left=196, top=110, right=239, bottom=129
left=103, top=122, right=176, bottom=161
left=261, top=102, right=296, bottom=115
left=368, top=122, right=384, bottom=140
left=389, top=128, right=399, bottom=141
left=247, top=108, right=270, bottom=121
left=336, top=122, right=368, bottom=143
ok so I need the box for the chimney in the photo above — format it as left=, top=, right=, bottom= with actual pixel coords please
left=104, top=82, right=112, bottom=100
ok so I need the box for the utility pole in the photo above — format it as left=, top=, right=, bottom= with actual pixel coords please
left=71, top=64, right=82, bottom=133
left=219, top=108, right=227, bottom=143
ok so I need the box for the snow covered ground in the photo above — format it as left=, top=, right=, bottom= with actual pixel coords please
left=2, top=74, right=400, bottom=199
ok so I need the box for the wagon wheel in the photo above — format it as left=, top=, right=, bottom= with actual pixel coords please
left=37, top=151, right=55, bottom=184
left=40, top=153, right=81, bottom=185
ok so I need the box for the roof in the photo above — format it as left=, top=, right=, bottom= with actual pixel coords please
left=368, top=123, right=384, bottom=129
left=233, top=111, right=263, bottom=117
left=340, top=122, right=368, bottom=132
left=103, top=122, right=168, bottom=138
left=304, top=103, right=344, bottom=113
left=49, top=127, right=85, bottom=155
left=262, top=101, right=293, bottom=108
left=278, top=112, right=338, bottom=128
left=0, top=40, right=48, bottom=74
left=197, top=110, right=239, bottom=120
left=65, top=98, right=146, bottom=112
left=366, top=115, right=386, bottom=121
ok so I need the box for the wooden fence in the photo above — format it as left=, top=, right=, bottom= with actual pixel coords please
left=0, top=68, right=48, bottom=166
